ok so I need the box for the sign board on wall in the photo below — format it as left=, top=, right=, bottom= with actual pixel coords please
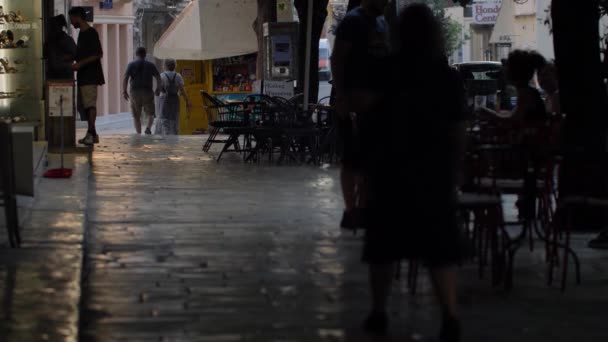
left=99, top=0, right=113, bottom=10
left=262, top=80, right=294, bottom=99
left=48, top=81, right=75, bottom=117
left=473, top=0, right=502, bottom=25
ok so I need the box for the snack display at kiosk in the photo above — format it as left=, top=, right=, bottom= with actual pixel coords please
left=0, top=1, right=43, bottom=126
left=212, top=54, right=256, bottom=100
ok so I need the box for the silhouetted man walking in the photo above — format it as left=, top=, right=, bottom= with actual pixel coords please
left=123, top=47, right=161, bottom=135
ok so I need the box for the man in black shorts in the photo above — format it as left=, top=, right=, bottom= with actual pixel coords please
left=69, top=7, right=105, bottom=146
left=331, top=0, right=390, bottom=228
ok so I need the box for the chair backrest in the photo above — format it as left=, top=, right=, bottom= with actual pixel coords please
left=201, top=91, right=219, bottom=123
left=272, top=96, right=292, bottom=109
left=202, top=91, right=241, bottom=124
left=288, top=93, right=304, bottom=107
left=317, top=96, right=331, bottom=105
left=242, top=94, right=270, bottom=123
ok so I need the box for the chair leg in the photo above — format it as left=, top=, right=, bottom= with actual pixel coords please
left=234, top=135, right=242, bottom=153
left=4, top=197, right=18, bottom=248
left=395, top=260, right=402, bottom=281
left=204, top=127, right=219, bottom=152
left=561, top=207, right=573, bottom=292
left=408, top=260, right=419, bottom=295
left=216, top=134, right=237, bottom=163
left=490, top=208, right=501, bottom=286
left=477, top=211, right=485, bottom=279
left=505, top=247, right=516, bottom=290
left=11, top=200, right=20, bottom=246
left=5, top=208, right=16, bottom=247
left=528, top=216, right=535, bottom=252
left=547, top=211, right=560, bottom=287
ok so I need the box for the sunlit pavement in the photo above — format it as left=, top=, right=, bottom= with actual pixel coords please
left=0, top=154, right=89, bottom=342
left=1, top=135, right=607, bottom=342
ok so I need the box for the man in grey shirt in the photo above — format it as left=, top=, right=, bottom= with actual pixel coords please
left=123, top=47, right=161, bottom=134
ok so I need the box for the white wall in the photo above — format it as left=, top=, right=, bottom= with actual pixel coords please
left=514, top=14, right=537, bottom=51
left=53, top=0, right=70, bottom=16
left=535, top=0, right=554, bottom=60
left=514, top=0, right=536, bottom=16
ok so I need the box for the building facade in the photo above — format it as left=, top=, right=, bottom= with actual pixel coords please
left=449, top=0, right=554, bottom=62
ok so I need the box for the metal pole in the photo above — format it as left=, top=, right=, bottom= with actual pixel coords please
left=303, top=0, right=313, bottom=111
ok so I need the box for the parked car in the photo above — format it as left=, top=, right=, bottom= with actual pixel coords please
left=319, top=38, right=331, bottom=81
left=453, top=61, right=516, bottom=112
left=453, top=61, right=502, bottom=81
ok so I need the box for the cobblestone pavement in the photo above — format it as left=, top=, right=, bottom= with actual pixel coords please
left=1, top=135, right=607, bottom=342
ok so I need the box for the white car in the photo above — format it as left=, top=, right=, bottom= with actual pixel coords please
left=319, top=38, right=331, bottom=81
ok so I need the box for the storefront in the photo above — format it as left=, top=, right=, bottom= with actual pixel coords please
left=153, top=0, right=257, bottom=134
left=0, top=0, right=44, bottom=125
left=0, top=0, right=49, bottom=195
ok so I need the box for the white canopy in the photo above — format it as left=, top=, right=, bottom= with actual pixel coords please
left=489, top=0, right=517, bottom=45
left=153, top=0, right=258, bottom=60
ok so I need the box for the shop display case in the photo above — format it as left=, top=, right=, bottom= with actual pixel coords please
left=211, top=54, right=256, bottom=102
left=0, top=0, right=44, bottom=125
left=0, top=0, right=45, bottom=197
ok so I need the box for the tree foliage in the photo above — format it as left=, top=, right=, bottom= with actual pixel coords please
left=418, top=0, right=465, bottom=56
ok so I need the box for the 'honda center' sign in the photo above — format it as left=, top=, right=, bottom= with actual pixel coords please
left=473, top=0, right=502, bottom=25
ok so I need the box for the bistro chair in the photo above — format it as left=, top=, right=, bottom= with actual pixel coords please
left=241, top=95, right=288, bottom=163
left=314, top=97, right=338, bottom=164
left=465, top=113, right=567, bottom=289
left=0, top=123, right=20, bottom=248
left=399, top=192, right=505, bottom=294
left=548, top=196, right=608, bottom=292
left=274, top=106, right=320, bottom=165
left=287, top=93, right=304, bottom=108
left=201, top=91, right=249, bottom=161
left=546, top=151, right=607, bottom=291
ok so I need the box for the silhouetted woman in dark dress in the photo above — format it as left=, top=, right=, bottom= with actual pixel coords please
left=362, top=5, right=468, bottom=342
left=46, top=15, right=76, bottom=80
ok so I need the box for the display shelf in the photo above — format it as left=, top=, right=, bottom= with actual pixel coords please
left=0, top=1, right=43, bottom=122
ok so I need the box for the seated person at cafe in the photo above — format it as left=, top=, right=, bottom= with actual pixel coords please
left=478, top=50, right=549, bottom=131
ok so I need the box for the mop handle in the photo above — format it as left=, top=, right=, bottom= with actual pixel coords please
left=59, top=94, right=64, bottom=169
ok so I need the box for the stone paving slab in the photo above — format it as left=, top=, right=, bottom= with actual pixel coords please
left=0, top=155, right=89, bottom=342
left=79, top=135, right=608, bottom=342
left=0, top=134, right=606, bottom=342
